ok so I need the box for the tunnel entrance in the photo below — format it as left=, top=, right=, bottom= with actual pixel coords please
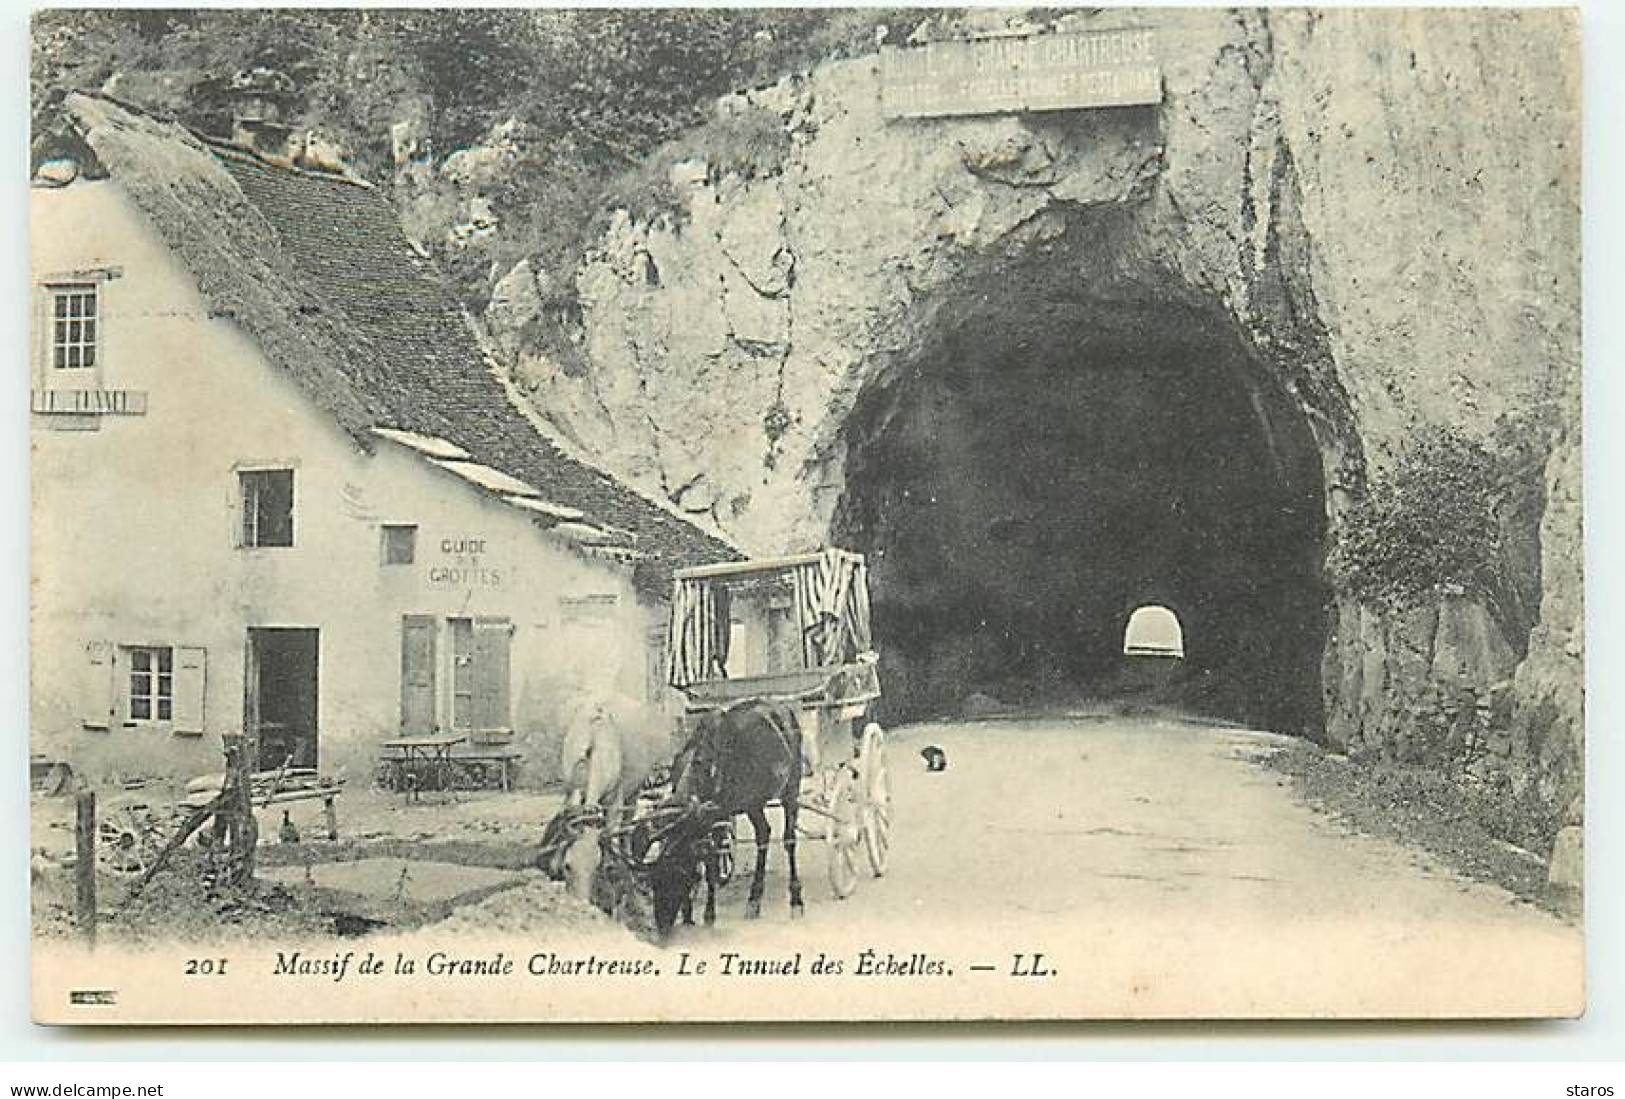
left=835, top=268, right=1329, bottom=737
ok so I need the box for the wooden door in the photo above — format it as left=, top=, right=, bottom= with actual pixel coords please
left=400, top=616, right=437, bottom=736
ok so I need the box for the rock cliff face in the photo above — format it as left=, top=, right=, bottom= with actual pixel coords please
left=1512, top=425, right=1584, bottom=819
left=471, top=10, right=1579, bottom=820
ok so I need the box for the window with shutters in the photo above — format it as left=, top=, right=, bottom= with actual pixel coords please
left=126, top=645, right=172, bottom=722
left=86, top=642, right=207, bottom=733
left=240, top=468, right=294, bottom=548
left=400, top=617, right=510, bottom=739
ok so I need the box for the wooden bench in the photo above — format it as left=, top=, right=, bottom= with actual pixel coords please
left=259, top=786, right=342, bottom=841
left=180, top=783, right=342, bottom=841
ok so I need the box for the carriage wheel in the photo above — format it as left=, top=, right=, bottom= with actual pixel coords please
left=825, top=764, right=863, bottom=900
left=859, top=723, right=893, bottom=877
left=99, top=806, right=165, bottom=875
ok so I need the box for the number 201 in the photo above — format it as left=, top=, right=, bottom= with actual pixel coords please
left=184, top=958, right=227, bottom=976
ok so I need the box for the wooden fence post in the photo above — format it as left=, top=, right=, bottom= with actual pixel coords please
left=74, top=789, right=96, bottom=945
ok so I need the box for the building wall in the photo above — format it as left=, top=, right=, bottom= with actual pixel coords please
left=30, top=178, right=679, bottom=788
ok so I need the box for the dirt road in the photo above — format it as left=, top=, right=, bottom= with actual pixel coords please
left=671, top=716, right=1583, bottom=1017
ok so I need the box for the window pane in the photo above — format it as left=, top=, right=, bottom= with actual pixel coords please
left=158, top=649, right=172, bottom=673
left=382, top=525, right=416, bottom=565
left=131, top=650, right=151, bottom=672
left=48, top=287, right=99, bottom=371
left=131, top=698, right=151, bottom=720
left=241, top=470, right=294, bottom=547
left=260, top=471, right=293, bottom=546
left=157, top=699, right=172, bottom=721
left=451, top=619, right=474, bottom=729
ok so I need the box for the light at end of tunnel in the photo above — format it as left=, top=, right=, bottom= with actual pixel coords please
left=1124, top=604, right=1185, bottom=658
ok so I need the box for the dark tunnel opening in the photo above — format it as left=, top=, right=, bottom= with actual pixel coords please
left=834, top=289, right=1330, bottom=737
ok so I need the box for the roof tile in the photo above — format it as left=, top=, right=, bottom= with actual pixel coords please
left=66, top=94, right=741, bottom=591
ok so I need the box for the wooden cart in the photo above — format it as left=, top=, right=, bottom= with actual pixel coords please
left=666, top=550, right=893, bottom=898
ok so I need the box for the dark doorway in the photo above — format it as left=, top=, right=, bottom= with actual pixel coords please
left=246, top=627, right=320, bottom=770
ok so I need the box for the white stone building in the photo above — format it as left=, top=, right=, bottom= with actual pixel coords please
left=29, top=94, right=738, bottom=787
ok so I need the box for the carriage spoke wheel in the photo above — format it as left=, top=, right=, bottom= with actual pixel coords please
left=825, top=764, right=863, bottom=900
left=859, top=724, right=893, bottom=877
left=99, top=806, right=166, bottom=876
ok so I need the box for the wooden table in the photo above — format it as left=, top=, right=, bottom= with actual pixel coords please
left=380, top=735, right=467, bottom=800
left=449, top=751, right=523, bottom=792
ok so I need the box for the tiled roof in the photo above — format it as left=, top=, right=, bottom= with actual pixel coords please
left=63, top=94, right=741, bottom=591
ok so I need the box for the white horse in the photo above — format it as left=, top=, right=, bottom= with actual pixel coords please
left=555, top=696, right=669, bottom=900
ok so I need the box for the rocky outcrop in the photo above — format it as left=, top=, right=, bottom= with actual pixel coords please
left=473, top=10, right=1579, bottom=830
left=1512, top=426, right=1584, bottom=814
left=507, top=8, right=1576, bottom=523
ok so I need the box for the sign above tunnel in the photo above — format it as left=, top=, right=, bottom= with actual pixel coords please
left=880, top=28, right=1162, bottom=119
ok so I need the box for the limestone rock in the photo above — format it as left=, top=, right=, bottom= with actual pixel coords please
left=449, top=195, right=498, bottom=248
left=1547, top=825, right=1582, bottom=892
left=293, top=129, right=347, bottom=173
left=390, top=119, right=423, bottom=165
left=441, top=118, right=525, bottom=189
left=1510, top=426, right=1584, bottom=808
left=32, top=158, right=79, bottom=187
left=486, top=260, right=544, bottom=360
left=480, top=8, right=1578, bottom=809
left=542, top=10, right=1574, bottom=557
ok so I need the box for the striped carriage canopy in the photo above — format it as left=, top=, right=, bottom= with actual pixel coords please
left=666, top=548, right=873, bottom=689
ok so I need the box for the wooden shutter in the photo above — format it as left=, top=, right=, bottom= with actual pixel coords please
left=646, top=625, right=667, bottom=704
left=472, top=618, right=512, bottom=730
left=400, top=616, right=437, bottom=736
left=172, top=646, right=207, bottom=734
left=83, top=641, right=116, bottom=729
left=278, top=471, right=295, bottom=546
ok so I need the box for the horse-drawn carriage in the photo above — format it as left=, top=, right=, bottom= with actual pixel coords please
left=540, top=547, right=893, bottom=936
left=665, top=548, right=893, bottom=901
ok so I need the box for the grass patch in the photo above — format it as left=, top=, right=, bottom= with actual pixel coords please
left=1264, top=744, right=1576, bottom=920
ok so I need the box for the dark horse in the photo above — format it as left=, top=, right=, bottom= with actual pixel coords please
left=638, top=698, right=805, bottom=938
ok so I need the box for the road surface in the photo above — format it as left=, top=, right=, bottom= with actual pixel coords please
left=671, top=716, right=1583, bottom=1018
